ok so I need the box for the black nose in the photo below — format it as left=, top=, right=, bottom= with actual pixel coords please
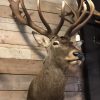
left=73, top=52, right=84, bottom=60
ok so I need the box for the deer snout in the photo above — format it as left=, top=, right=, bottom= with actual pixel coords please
left=73, top=52, right=84, bottom=60
left=65, top=50, right=84, bottom=61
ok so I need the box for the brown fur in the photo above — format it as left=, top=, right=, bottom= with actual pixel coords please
left=27, top=37, right=82, bottom=100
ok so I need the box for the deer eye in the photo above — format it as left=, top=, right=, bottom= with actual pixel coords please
left=53, top=41, right=60, bottom=46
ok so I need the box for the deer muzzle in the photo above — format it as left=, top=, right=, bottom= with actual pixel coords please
left=73, top=52, right=84, bottom=61
left=65, top=51, right=84, bottom=63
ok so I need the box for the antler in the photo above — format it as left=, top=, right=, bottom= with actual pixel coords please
left=71, top=0, right=95, bottom=35
left=94, top=10, right=100, bottom=24
left=65, top=0, right=95, bottom=37
left=37, top=0, right=52, bottom=35
left=77, top=0, right=100, bottom=24
left=8, top=0, right=66, bottom=38
left=53, top=0, right=65, bottom=36
left=64, top=0, right=77, bottom=22
left=77, top=0, right=84, bottom=15
left=9, top=0, right=94, bottom=39
left=8, top=0, right=48, bottom=35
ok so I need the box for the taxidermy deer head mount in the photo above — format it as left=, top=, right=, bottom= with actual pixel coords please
left=8, top=0, right=94, bottom=100
left=8, top=0, right=94, bottom=67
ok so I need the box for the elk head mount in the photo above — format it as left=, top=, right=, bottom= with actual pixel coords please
left=8, top=0, right=94, bottom=100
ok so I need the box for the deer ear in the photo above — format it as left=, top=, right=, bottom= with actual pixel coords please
left=33, top=34, right=50, bottom=47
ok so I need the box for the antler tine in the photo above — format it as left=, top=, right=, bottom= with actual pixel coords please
left=94, top=10, right=100, bottom=24
left=65, top=1, right=87, bottom=37
left=79, top=5, right=100, bottom=24
left=53, top=0, right=65, bottom=36
left=70, top=0, right=95, bottom=36
left=8, top=0, right=27, bottom=24
left=37, top=0, right=52, bottom=35
left=95, top=20, right=100, bottom=24
left=78, top=0, right=84, bottom=14
left=64, top=0, right=77, bottom=21
left=8, top=0, right=48, bottom=36
left=20, top=0, right=48, bottom=35
left=94, top=10, right=100, bottom=16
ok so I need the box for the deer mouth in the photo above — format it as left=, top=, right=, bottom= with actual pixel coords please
left=67, top=59, right=81, bottom=65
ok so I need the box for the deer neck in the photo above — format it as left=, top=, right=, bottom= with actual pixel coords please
left=43, top=48, right=66, bottom=75
left=44, top=54, right=57, bottom=68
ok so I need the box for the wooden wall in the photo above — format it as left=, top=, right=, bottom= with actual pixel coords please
left=0, top=0, right=84, bottom=100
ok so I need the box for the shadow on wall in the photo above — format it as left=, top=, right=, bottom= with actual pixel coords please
left=13, top=18, right=46, bottom=59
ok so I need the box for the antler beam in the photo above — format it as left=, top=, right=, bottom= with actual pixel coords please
left=53, top=0, right=65, bottom=36
left=71, top=0, right=95, bottom=35
left=37, top=0, right=52, bottom=34
left=8, top=0, right=95, bottom=39
left=8, top=0, right=66, bottom=38
left=8, top=0, right=49, bottom=35
left=64, top=0, right=95, bottom=37
left=65, top=0, right=87, bottom=37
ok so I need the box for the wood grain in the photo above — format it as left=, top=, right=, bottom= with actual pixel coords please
left=0, top=91, right=84, bottom=100
left=0, top=1, right=84, bottom=100
left=0, top=29, right=67, bottom=46
left=0, top=0, right=61, bottom=13
left=0, top=74, right=83, bottom=92
left=0, top=29, right=36, bottom=46
left=0, top=91, right=27, bottom=100
left=0, top=0, right=78, bottom=13
left=0, top=5, right=71, bottom=26
left=0, top=44, right=47, bottom=60
left=0, top=75, right=33, bottom=90
left=0, top=17, right=68, bottom=31
left=0, top=58, right=43, bottom=75
left=64, top=92, right=84, bottom=100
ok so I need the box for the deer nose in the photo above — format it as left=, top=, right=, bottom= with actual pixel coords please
left=73, top=52, right=84, bottom=60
